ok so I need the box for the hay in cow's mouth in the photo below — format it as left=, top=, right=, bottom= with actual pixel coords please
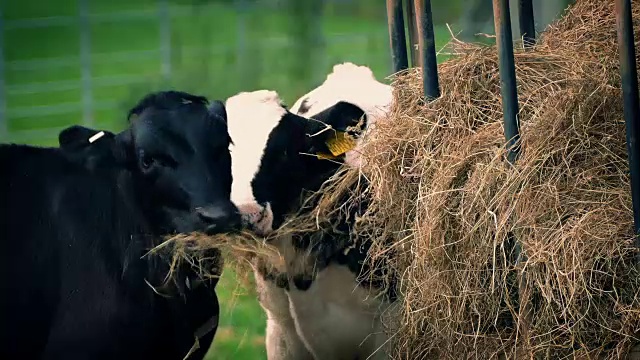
left=149, top=229, right=281, bottom=289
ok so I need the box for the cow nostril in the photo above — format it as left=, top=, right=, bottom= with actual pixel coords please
left=196, top=208, right=218, bottom=225
left=196, top=206, right=241, bottom=234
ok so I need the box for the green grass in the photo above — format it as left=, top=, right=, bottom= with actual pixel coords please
left=1, top=1, right=452, bottom=358
left=206, top=270, right=267, bottom=359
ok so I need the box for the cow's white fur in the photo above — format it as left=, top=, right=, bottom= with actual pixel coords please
left=290, top=62, right=391, bottom=120
left=253, top=235, right=315, bottom=360
left=253, top=236, right=390, bottom=360
left=226, top=90, right=286, bottom=206
left=227, top=63, right=394, bottom=360
left=286, top=266, right=390, bottom=360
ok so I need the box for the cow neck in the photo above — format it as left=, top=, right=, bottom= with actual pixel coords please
left=111, top=170, right=173, bottom=287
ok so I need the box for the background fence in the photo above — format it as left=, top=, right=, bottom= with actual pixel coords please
left=0, top=0, right=396, bottom=146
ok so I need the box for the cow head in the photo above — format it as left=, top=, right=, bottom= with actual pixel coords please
left=227, top=63, right=392, bottom=236
left=58, top=90, right=240, bottom=236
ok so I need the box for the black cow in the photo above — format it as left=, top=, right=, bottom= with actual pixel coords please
left=0, top=91, right=239, bottom=360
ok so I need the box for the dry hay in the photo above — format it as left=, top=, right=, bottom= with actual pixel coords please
left=151, top=228, right=295, bottom=291
left=283, top=0, right=640, bottom=358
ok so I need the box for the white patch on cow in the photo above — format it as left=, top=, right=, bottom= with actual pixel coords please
left=225, top=90, right=286, bottom=206
left=289, top=62, right=392, bottom=121
left=88, top=131, right=105, bottom=143
left=253, top=232, right=392, bottom=360
left=290, top=62, right=393, bottom=168
left=252, top=264, right=314, bottom=360
left=287, top=264, right=391, bottom=360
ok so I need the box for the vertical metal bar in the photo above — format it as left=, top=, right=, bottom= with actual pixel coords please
left=493, top=0, right=531, bottom=338
left=518, top=0, right=535, bottom=48
left=405, top=0, right=418, bottom=67
left=493, top=0, right=520, bottom=164
left=159, top=0, right=172, bottom=83
left=494, top=0, right=522, bottom=267
left=615, top=0, right=640, bottom=250
left=79, top=0, right=93, bottom=127
left=386, top=0, right=408, bottom=73
left=0, top=7, right=7, bottom=142
left=414, top=0, right=440, bottom=100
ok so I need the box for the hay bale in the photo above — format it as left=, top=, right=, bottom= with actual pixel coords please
left=296, top=0, right=640, bottom=358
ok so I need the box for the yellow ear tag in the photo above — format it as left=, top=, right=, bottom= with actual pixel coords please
left=316, top=152, right=338, bottom=160
left=325, top=131, right=357, bottom=157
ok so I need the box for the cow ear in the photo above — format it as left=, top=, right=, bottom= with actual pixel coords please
left=304, top=101, right=366, bottom=160
left=314, top=101, right=366, bottom=132
left=58, top=125, right=118, bottom=170
left=59, top=125, right=115, bottom=151
left=58, top=125, right=89, bottom=149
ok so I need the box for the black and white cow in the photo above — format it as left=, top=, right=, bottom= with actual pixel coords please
left=0, top=91, right=239, bottom=360
left=226, top=63, right=395, bottom=360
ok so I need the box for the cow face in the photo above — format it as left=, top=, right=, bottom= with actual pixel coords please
left=228, top=63, right=392, bottom=236
left=59, top=91, right=240, bottom=236
left=250, top=101, right=366, bottom=230
left=226, top=91, right=366, bottom=235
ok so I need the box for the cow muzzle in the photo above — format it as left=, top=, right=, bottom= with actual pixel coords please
left=236, top=202, right=274, bottom=236
left=195, top=203, right=241, bottom=235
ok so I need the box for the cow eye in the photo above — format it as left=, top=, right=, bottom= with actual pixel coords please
left=139, top=150, right=176, bottom=170
left=140, top=154, right=154, bottom=170
left=139, top=150, right=157, bottom=170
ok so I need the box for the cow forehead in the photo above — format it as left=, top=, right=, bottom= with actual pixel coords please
left=290, top=63, right=392, bottom=119
left=133, top=108, right=227, bottom=153
left=297, top=82, right=391, bottom=119
left=225, top=90, right=287, bottom=205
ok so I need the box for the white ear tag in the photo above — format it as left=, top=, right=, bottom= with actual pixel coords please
left=89, top=131, right=105, bottom=144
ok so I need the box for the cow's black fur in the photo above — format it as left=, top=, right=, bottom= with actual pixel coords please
left=0, top=90, right=238, bottom=360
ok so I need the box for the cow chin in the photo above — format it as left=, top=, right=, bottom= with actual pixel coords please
left=237, top=202, right=274, bottom=237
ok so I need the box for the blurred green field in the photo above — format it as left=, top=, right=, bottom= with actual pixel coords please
left=1, top=1, right=451, bottom=358
left=206, top=269, right=267, bottom=359
left=2, top=0, right=397, bottom=146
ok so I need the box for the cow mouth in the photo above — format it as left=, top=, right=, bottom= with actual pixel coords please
left=199, top=220, right=240, bottom=236
left=192, top=205, right=242, bottom=235
left=204, top=224, right=226, bottom=236
left=236, top=202, right=274, bottom=237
